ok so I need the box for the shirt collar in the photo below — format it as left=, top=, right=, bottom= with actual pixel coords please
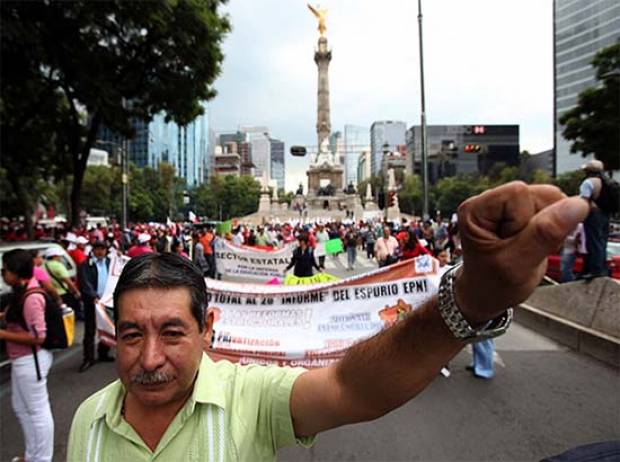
left=93, top=353, right=226, bottom=426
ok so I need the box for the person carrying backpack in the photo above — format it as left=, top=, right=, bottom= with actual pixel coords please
left=0, top=249, right=55, bottom=462
left=579, top=160, right=618, bottom=278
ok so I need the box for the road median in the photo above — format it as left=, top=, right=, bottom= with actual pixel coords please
left=517, top=277, right=619, bottom=368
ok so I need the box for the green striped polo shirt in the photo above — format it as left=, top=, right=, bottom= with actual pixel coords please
left=67, top=353, right=315, bottom=461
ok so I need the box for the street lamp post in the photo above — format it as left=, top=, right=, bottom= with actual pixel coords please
left=96, top=138, right=129, bottom=229
left=121, top=137, right=129, bottom=231
left=418, top=0, right=429, bottom=220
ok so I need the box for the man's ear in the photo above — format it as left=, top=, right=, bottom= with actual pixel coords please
left=203, top=309, right=215, bottom=350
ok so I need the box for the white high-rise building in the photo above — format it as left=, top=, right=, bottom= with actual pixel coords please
left=554, top=0, right=620, bottom=174
left=370, top=121, right=406, bottom=175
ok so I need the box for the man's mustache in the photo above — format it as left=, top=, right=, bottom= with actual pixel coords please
left=130, top=370, right=175, bottom=385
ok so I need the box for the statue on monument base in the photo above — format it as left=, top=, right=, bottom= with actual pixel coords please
left=312, top=137, right=336, bottom=167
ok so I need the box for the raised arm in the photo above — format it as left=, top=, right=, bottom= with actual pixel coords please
left=290, top=182, right=590, bottom=437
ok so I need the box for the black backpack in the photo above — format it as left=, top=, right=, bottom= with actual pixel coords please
left=21, top=288, right=69, bottom=350
left=594, top=175, right=620, bottom=214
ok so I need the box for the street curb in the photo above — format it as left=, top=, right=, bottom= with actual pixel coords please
left=516, top=303, right=620, bottom=368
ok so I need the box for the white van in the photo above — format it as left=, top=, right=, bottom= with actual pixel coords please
left=0, top=242, right=77, bottom=296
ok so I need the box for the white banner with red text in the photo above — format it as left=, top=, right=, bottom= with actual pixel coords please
left=96, top=254, right=441, bottom=368
left=213, top=239, right=295, bottom=280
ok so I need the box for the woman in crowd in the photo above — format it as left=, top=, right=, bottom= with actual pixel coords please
left=173, top=240, right=190, bottom=259
left=0, top=249, right=55, bottom=462
left=31, top=249, right=63, bottom=307
left=284, top=234, right=322, bottom=277
left=401, top=230, right=431, bottom=260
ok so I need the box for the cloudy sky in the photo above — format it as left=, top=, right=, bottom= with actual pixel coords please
left=209, top=0, right=553, bottom=191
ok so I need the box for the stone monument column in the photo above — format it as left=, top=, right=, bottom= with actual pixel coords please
left=315, top=36, right=332, bottom=146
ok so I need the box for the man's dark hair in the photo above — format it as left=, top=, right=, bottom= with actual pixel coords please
left=113, top=253, right=207, bottom=331
left=2, top=249, right=34, bottom=279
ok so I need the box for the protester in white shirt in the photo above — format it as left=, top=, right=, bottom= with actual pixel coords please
left=374, top=226, right=399, bottom=267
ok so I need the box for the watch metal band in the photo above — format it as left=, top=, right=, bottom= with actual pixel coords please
left=437, top=262, right=513, bottom=343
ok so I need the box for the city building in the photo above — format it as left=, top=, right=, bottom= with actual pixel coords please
left=270, top=138, right=285, bottom=191
left=357, top=150, right=372, bottom=184
left=554, top=0, right=620, bottom=174
left=96, top=104, right=211, bottom=186
left=219, top=131, right=253, bottom=176
left=406, top=124, right=520, bottom=183
left=370, top=121, right=406, bottom=175
left=213, top=145, right=241, bottom=177
left=239, top=126, right=271, bottom=180
left=521, top=149, right=555, bottom=178
left=381, top=147, right=407, bottom=186
left=343, top=125, right=370, bottom=187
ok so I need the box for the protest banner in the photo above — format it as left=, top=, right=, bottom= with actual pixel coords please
left=324, top=238, right=343, bottom=255
left=283, top=272, right=339, bottom=285
left=95, top=254, right=441, bottom=369
left=206, top=255, right=439, bottom=368
left=216, top=220, right=232, bottom=235
left=214, top=239, right=294, bottom=280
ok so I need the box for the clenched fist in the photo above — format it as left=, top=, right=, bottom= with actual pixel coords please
left=454, top=182, right=590, bottom=326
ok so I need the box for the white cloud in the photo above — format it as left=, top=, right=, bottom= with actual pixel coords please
left=210, top=0, right=554, bottom=191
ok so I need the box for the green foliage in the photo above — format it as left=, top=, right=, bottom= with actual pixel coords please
left=194, top=175, right=261, bottom=220
left=554, top=170, right=584, bottom=196
left=398, top=175, right=422, bottom=215
left=1, top=0, right=231, bottom=225
left=279, top=190, right=295, bottom=205
left=531, top=169, right=552, bottom=185
left=559, top=43, right=620, bottom=171
left=433, top=175, right=490, bottom=215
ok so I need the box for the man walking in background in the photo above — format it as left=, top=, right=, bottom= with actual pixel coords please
left=579, top=160, right=613, bottom=278
left=78, top=241, right=113, bottom=372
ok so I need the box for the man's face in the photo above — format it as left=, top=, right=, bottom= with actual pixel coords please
left=116, top=287, right=212, bottom=409
left=384, top=227, right=390, bottom=237
left=93, top=247, right=106, bottom=259
left=437, top=250, right=448, bottom=267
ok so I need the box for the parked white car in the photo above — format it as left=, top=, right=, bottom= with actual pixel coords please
left=0, top=241, right=77, bottom=295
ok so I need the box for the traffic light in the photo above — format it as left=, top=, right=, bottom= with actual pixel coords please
left=387, top=191, right=395, bottom=207
left=290, top=146, right=307, bottom=157
left=464, top=144, right=481, bottom=153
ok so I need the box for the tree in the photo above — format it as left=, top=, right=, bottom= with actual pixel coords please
left=0, top=6, right=72, bottom=236
left=194, top=175, right=261, bottom=220
left=398, top=175, right=422, bottom=215
left=559, top=43, right=620, bottom=172
left=531, top=169, right=552, bottom=185
left=554, top=170, right=584, bottom=196
left=1, top=0, right=231, bottom=226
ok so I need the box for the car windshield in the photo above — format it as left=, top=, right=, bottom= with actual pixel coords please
left=607, top=241, right=620, bottom=259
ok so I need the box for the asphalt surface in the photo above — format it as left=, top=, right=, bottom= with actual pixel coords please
left=1, top=254, right=619, bottom=461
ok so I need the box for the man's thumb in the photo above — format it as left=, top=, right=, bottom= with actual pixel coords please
left=515, top=196, right=590, bottom=267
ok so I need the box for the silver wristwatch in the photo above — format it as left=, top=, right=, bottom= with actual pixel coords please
left=437, top=263, right=513, bottom=343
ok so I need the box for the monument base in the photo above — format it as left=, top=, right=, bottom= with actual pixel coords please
left=258, top=193, right=271, bottom=213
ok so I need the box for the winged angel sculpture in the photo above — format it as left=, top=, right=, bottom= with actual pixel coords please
left=307, top=3, right=328, bottom=37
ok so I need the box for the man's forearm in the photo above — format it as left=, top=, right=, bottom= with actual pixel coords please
left=334, top=296, right=463, bottom=422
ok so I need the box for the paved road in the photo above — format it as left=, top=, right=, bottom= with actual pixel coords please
left=1, top=255, right=619, bottom=461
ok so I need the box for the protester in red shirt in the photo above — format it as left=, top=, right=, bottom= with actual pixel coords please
left=127, top=233, right=154, bottom=258
left=68, top=236, right=88, bottom=266
left=401, top=230, right=430, bottom=260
